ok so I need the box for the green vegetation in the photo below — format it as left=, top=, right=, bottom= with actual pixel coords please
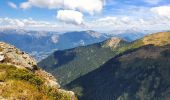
left=0, top=64, right=44, bottom=86
left=0, top=64, right=75, bottom=100
left=67, top=45, right=170, bottom=100
left=39, top=40, right=129, bottom=86
left=115, top=39, right=144, bottom=54
left=38, top=31, right=170, bottom=100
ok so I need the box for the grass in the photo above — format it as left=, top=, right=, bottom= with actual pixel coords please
left=0, top=64, right=44, bottom=86
left=115, top=39, right=144, bottom=55
left=0, top=64, right=76, bottom=100
left=143, top=31, right=170, bottom=46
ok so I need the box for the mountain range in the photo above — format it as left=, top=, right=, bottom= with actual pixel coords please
left=0, top=29, right=148, bottom=61
left=38, top=31, right=170, bottom=100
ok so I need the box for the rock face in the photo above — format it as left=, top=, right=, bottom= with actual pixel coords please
left=0, top=52, right=4, bottom=62
left=104, top=37, right=122, bottom=48
left=0, top=41, right=76, bottom=100
left=102, top=37, right=127, bottom=49
left=0, top=42, right=37, bottom=70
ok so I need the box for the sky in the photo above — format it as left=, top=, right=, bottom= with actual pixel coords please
left=0, top=0, right=170, bottom=32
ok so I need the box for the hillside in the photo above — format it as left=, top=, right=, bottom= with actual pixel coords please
left=67, top=44, right=170, bottom=100
left=39, top=31, right=170, bottom=100
left=0, top=42, right=76, bottom=100
left=64, top=31, right=170, bottom=100
left=38, top=38, right=129, bottom=86
left=116, top=31, right=170, bottom=54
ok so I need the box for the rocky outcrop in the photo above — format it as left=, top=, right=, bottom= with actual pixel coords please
left=0, top=41, right=76, bottom=100
left=0, top=42, right=37, bottom=70
left=102, top=37, right=122, bottom=48
left=0, top=52, right=4, bottom=62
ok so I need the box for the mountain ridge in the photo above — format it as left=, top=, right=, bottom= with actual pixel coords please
left=0, top=29, right=110, bottom=61
left=39, top=31, right=170, bottom=100
left=38, top=37, right=129, bottom=86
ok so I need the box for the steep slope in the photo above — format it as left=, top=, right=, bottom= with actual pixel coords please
left=39, top=31, right=170, bottom=100
left=65, top=31, right=170, bottom=100
left=0, top=42, right=76, bottom=100
left=67, top=44, right=170, bottom=100
left=38, top=38, right=129, bottom=86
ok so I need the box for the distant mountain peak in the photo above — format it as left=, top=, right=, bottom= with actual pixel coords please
left=86, top=30, right=102, bottom=38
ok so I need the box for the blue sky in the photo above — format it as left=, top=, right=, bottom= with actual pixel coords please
left=0, top=0, right=170, bottom=32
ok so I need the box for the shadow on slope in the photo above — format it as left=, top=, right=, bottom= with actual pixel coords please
left=53, top=50, right=76, bottom=67
left=66, top=45, right=170, bottom=100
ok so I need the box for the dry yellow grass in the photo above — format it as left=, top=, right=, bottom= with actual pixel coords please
left=0, top=80, right=53, bottom=100
left=0, top=64, right=76, bottom=100
left=143, top=31, right=170, bottom=46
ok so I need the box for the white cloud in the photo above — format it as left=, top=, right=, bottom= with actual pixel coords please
left=57, top=10, right=84, bottom=25
left=20, top=0, right=104, bottom=14
left=0, top=17, right=84, bottom=32
left=20, top=0, right=63, bottom=9
left=20, top=2, right=32, bottom=9
left=20, top=0, right=104, bottom=25
left=144, top=0, right=161, bottom=5
left=97, top=17, right=117, bottom=21
left=151, top=5, right=170, bottom=18
left=86, top=15, right=170, bottom=32
left=0, top=17, right=51, bottom=29
left=8, top=2, right=17, bottom=9
left=64, top=0, right=103, bottom=15
left=1, top=18, right=25, bottom=27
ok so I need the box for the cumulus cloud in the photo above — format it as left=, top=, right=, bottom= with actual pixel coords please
left=20, top=0, right=104, bottom=14
left=1, top=16, right=170, bottom=32
left=86, top=15, right=170, bottom=32
left=8, top=2, right=17, bottom=9
left=20, top=0, right=63, bottom=9
left=19, top=0, right=104, bottom=25
left=0, top=17, right=52, bottom=29
left=0, top=17, right=84, bottom=32
left=64, top=0, right=103, bottom=15
left=0, top=18, right=25, bottom=27
left=151, top=5, right=170, bottom=18
left=57, top=10, right=84, bottom=25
